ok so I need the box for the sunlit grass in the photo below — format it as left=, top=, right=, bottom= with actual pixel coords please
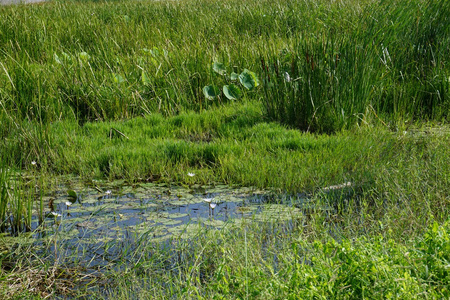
left=0, top=0, right=447, bottom=130
left=0, top=0, right=449, bottom=298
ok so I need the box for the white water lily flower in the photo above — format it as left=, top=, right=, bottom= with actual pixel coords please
left=203, top=198, right=213, bottom=203
left=65, top=201, right=72, bottom=206
left=31, top=161, right=37, bottom=166
left=105, top=190, right=112, bottom=195
left=187, top=172, right=195, bottom=177
left=210, top=203, right=217, bottom=209
left=51, top=211, right=61, bottom=217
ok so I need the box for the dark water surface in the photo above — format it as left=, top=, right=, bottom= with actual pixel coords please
left=20, top=181, right=314, bottom=269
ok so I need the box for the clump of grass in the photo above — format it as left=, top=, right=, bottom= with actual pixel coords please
left=261, top=0, right=449, bottom=133
left=0, top=167, right=10, bottom=232
left=0, top=166, right=34, bottom=234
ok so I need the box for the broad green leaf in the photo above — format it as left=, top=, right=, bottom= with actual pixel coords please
left=213, top=62, right=227, bottom=75
left=239, top=69, right=260, bottom=90
left=230, top=72, right=239, bottom=81
left=223, top=84, right=242, bottom=100
left=203, top=85, right=220, bottom=100
left=141, top=71, right=151, bottom=85
left=68, top=190, right=77, bottom=199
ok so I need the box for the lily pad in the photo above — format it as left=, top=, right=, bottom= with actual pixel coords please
left=169, top=198, right=202, bottom=206
left=159, top=219, right=183, bottom=226
left=68, top=190, right=77, bottom=200
left=168, top=213, right=189, bottom=219
left=203, top=219, right=226, bottom=228
left=76, top=221, right=97, bottom=229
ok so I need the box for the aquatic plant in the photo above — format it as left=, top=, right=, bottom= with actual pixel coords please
left=203, top=62, right=260, bottom=101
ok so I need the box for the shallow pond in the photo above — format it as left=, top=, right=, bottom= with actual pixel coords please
left=2, top=179, right=321, bottom=268
left=34, top=182, right=296, bottom=242
left=1, top=176, right=356, bottom=298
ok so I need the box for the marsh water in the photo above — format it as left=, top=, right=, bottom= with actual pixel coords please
left=2, top=178, right=324, bottom=269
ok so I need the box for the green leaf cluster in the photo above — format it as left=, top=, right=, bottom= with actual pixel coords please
left=203, top=62, right=260, bottom=101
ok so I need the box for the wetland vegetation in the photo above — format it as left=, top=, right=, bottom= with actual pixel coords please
left=0, top=0, right=449, bottom=298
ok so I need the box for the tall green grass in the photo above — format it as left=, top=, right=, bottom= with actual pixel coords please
left=261, top=0, right=449, bottom=132
left=1, top=0, right=447, bottom=131
left=0, top=166, right=35, bottom=234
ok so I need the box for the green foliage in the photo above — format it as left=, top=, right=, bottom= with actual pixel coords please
left=261, top=0, right=449, bottom=132
left=212, top=61, right=227, bottom=76
left=67, top=190, right=78, bottom=200
left=0, top=169, right=34, bottom=234
left=238, top=69, right=259, bottom=90
left=0, top=0, right=449, bottom=297
left=78, top=217, right=449, bottom=299
left=222, top=84, right=241, bottom=100
left=417, top=219, right=450, bottom=292
left=203, top=62, right=259, bottom=101
left=202, top=85, right=220, bottom=100
left=0, top=0, right=447, bottom=129
left=0, top=167, right=10, bottom=232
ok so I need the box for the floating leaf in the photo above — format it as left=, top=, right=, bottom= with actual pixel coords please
left=203, top=85, right=220, bottom=100
left=223, top=84, right=242, bottom=100
left=203, top=219, right=226, bottom=228
left=68, top=190, right=77, bottom=200
left=141, top=71, right=151, bottom=85
left=239, top=69, right=260, bottom=90
left=230, top=72, right=239, bottom=81
left=213, top=62, right=227, bottom=75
